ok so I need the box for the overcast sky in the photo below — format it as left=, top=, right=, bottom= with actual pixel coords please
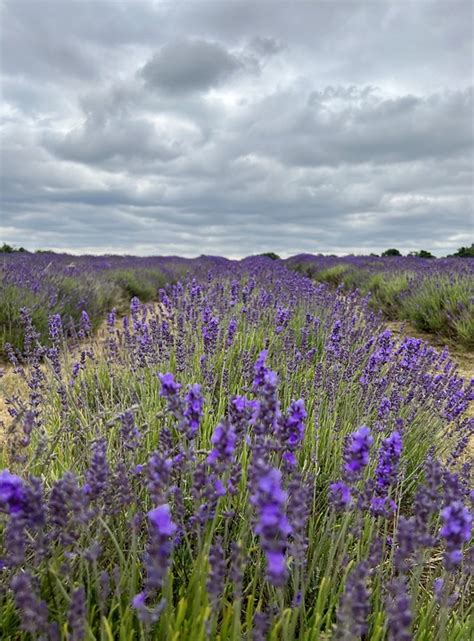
left=1, top=0, right=473, bottom=257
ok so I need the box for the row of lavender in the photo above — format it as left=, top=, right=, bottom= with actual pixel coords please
left=285, top=254, right=474, bottom=347
left=0, top=251, right=229, bottom=354
left=0, top=258, right=473, bottom=640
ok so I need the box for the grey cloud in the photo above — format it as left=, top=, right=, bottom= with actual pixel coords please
left=1, top=1, right=473, bottom=257
left=249, top=36, right=285, bottom=57
left=140, top=38, right=243, bottom=94
left=43, top=116, right=186, bottom=166
left=232, top=87, right=473, bottom=168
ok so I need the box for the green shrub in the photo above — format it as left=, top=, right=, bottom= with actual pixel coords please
left=110, top=269, right=167, bottom=303
left=381, top=248, right=402, bottom=256
left=313, top=264, right=351, bottom=287
left=365, top=272, right=414, bottom=316
left=400, top=273, right=474, bottom=347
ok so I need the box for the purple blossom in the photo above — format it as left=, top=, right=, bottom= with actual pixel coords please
left=134, top=504, right=177, bottom=616
left=84, top=439, right=109, bottom=501
left=374, top=431, right=403, bottom=493
left=343, top=426, right=373, bottom=481
left=11, top=571, right=49, bottom=635
left=335, top=561, right=371, bottom=640
left=386, top=578, right=412, bottom=641
left=207, top=421, right=237, bottom=466
left=250, top=466, right=292, bottom=586
left=226, top=318, right=238, bottom=347
left=183, top=383, right=204, bottom=438
left=207, top=537, right=227, bottom=605
left=48, top=313, right=63, bottom=343
left=119, top=409, right=141, bottom=450
left=0, top=470, right=26, bottom=514
left=80, top=310, right=91, bottom=335
left=440, top=501, right=472, bottom=570
left=148, top=504, right=177, bottom=537
left=158, top=372, right=181, bottom=397
left=370, top=496, right=396, bottom=518
left=329, top=481, right=353, bottom=511
left=253, top=350, right=270, bottom=389
left=68, top=587, right=86, bottom=641
left=147, top=452, right=173, bottom=504
left=278, top=399, right=306, bottom=464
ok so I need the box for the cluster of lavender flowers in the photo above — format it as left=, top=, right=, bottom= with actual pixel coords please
left=1, top=257, right=472, bottom=640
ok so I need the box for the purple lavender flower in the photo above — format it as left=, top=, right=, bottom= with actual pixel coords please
left=84, top=439, right=109, bottom=501
left=80, top=310, right=91, bottom=336
left=378, top=397, right=392, bottom=420
left=329, top=481, right=353, bottom=511
left=370, top=496, right=396, bottom=518
left=48, top=313, right=63, bottom=343
left=11, top=571, right=49, bottom=635
left=229, top=395, right=258, bottom=437
left=183, top=383, right=204, bottom=438
left=207, top=537, right=227, bottom=605
left=207, top=421, right=237, bottom=466
left=147, top=452, right=173, bottom=505
left=48, top=472, right=88, bottom=546
left=374, top=431, right=403, bottom=492
left=133, top=504, right=176, bottom=619
left=226, top=318, right=238, bottom=347
left=335, top=561, right=371, bottom=640
left=287, top=472, right=311, bottom=560
left=278, top=399, right=306, bottom=465
left=440, top=501, right=472, bottom=570
left=250, top=466, right=292, bottom=586
left=0, top=470, right=25, bottom=513
left=386, top=578, right=412, bottom=641
left=253, top=350, right=270, bottom=389
left=68, top=587, right=86, bottom=641
left=343, top=426, right=373, bottom=481
left=158, top=372, right=181, bottom=398
left=119, top=409, right=141, bottom=450
left=148, top=504, right=177, bottom=537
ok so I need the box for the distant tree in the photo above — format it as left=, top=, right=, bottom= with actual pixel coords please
left=17, top=247, right=27, bottom=253
left=408, top=250, right=435, bottom=259
left=382, top=248, right=402, bottom=257
left=260, top=252, right=281, bottom=260
left=0, top=243, right=14, bottom=253
left=452, top=244, right=474, bottom=258
left=369, top=253, right=379, bottom=257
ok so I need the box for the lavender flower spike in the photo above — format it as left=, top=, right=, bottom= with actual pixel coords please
left=0, top=470, right=25, bottom=514
left=440, top=500, right=472, bottom=570
left=343, top=426, right=374, bottom=481
left=250, top=466, right=292, bottom=586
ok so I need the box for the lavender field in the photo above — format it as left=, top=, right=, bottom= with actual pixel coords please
left=0, top=254, right=472, bottom=640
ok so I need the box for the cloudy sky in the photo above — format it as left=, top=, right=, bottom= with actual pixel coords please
left=1, top=0, right=473, bottom=257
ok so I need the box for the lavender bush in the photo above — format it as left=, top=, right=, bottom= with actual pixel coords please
left=0, top=257, right=472, bottom=640
left=286, top=254, right=474, bottom=347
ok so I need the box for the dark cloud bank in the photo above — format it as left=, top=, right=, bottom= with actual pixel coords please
left=1, top=0, right=473, bottom=257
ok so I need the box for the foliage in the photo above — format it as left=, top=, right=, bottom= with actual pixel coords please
left=381, top=248, right=402, bottom=257
left=452, top=244, right=474, bottom=258
left=0, top=259, right=472, bottom=640
left=260, top=252, right=281, bottom=260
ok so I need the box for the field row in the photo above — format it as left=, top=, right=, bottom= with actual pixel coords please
left=0, top=258, right=472, bottom=639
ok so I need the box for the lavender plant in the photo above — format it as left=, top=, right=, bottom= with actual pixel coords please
left=0, top=257, right=472, bottom=640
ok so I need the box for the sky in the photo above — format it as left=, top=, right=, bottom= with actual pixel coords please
left=0, top=0, right=473, bottom=258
